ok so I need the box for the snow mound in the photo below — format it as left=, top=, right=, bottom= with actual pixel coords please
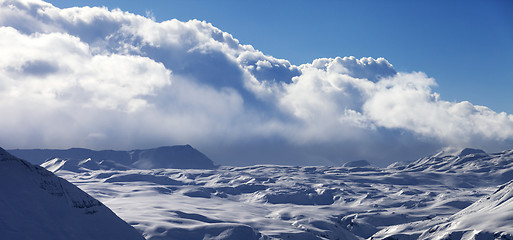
left=431, top=147, right=487, bottom=158
left=405, top=147, right=490, bottom=172
left=8, top=148, right=130, bottom=165
left=253, top=187, right=335, bottom=205
left=41, top=157, right=133, bottom=173
left=155, top=223, right=262, bottom=240
left=455, top=148, right=487, bottom=157
left=343, top=159, right=372, bottom=168
left=386, top=161, right=410, bottom=169
left=0, top=147, right=144, bottom=240
left=372, top=180, right=513, bottom=240
left=394, top=148, right=513, bottom=184
left=105, top=173, right=184, bottom=186
left=131, top=145, right=215, bottom=169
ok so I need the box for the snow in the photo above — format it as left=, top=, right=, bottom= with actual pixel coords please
left=5, top=146, right=513, bottom=239
left=420, top=180, right=513, bottom=239
left=0, top=147, right=144, bottom=240
left=342, top=160, right=373, bottom=168
left=373, top=180, right=513, bottom=239
left=9, top=145, right=216, bottom=169
left=131, top=145, right=216, bottom=169
left=35, top=148, right=512, bottom=240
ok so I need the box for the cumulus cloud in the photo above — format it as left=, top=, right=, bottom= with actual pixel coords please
left=0, top=0, right=512, bottom=165
left=364, top=72, right=513, bottom=145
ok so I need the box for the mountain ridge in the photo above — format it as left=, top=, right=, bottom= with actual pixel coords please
left=8, top=145, right=216, bottom=169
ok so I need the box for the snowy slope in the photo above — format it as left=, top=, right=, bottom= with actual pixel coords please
left=10, top=145, right=216, bottom=169
left=27, top=147, right=512, bottom=239
left=420, top=180, right=513, bottom=239
left=8, top=148, right=130, bottom=165
left=41, top=157, right=132, bottom=173
left=371, top=180, right=513, bottom=240
left=401, top=148, right=513, bottom=173
left=391, top=148, right=513, bottom=186
left=0, top=147, right=144, bottom=240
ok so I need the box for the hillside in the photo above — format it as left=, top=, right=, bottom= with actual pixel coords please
left=0, top=147, right=144, bottom=240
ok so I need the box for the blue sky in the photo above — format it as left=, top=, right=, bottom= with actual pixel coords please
left=45, top=0, right=513, bottom=114
left=1, top=0, right=513, bottom=165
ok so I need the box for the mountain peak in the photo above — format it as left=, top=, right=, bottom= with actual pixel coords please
left=432, top=147, right=486, bottom=158
left=0, top=146, right=16, bottom=161
left=456, top=148, right=486, bottom=157
left=131, top=145, right=215, bottom=169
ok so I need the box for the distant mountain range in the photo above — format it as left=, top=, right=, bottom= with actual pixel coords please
left=8, top=145, right=216, bottom=170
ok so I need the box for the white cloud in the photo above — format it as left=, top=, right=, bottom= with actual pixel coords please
left=0, top=0, right=512, bottom=165
left=364, top=72, right=513, bottom=145
left=0, top=26, right=171, bottom=111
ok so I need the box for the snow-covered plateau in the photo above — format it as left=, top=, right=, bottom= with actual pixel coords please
left=4, top=146, right=513, bottom=239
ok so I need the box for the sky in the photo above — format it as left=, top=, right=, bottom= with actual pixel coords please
left=0, top=0, right=512, bottom=166
left=42, top=0, right=513, bottom=114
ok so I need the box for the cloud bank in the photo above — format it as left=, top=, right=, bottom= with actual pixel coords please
left=1, top=0, right=512, bottom=165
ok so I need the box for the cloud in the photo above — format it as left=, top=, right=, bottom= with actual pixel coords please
left=1, top=0, right=512, bottom=165
left=0, top=26, right=171, bottom=111
left=364, top=72, right=513, bottom=145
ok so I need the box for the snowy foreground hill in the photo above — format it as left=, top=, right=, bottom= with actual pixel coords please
left=5, top=147, right=513, bottom=239
left=0, top=147, right=144, bottom=239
